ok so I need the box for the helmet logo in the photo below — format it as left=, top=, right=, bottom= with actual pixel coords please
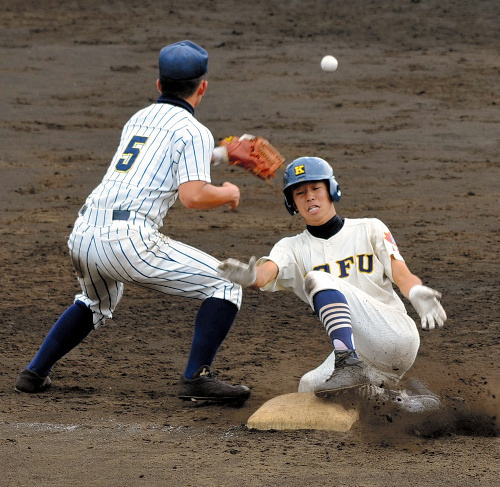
left=294, top=165, right=305, bottom=176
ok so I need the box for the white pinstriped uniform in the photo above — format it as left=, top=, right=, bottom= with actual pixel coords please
left=68, top=101, right=242, bottom=328
left=259, top=218, right=420, bottom=387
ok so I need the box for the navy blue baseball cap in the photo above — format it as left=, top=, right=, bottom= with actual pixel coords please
left=159, top=40, right=208, bottom=80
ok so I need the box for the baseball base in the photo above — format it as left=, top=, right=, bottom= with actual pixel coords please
left=247, top=392, right=359, bottom=432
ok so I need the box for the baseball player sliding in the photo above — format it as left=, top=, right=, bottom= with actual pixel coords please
left=219, top=157, right=447, bottom=412
left=15, top=40, right=250, bottom=405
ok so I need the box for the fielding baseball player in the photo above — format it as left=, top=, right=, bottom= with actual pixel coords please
left=15, top=40, right=250, bottom=404
left=219, top=157, right=447, bottom=412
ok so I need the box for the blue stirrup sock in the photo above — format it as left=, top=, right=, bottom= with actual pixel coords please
left=313, top=289, right=356, bottom=354
left=183, top=297, right=238, bottom=379
left=27, top=301, right=94, bottom=378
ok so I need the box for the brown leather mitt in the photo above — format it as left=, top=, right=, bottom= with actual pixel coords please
left=219, top=134, right=285, bottom=180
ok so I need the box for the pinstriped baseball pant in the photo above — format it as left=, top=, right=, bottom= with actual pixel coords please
left=68, top=216, right=243, bottom=328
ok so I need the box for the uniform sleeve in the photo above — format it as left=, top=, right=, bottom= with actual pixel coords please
left=370, top=218, right=404, bottom=282
left=177, top=123, right=214, bottom=185
left=257, top=237, right=309, bottom=304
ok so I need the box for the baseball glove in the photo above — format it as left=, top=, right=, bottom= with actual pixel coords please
left=218, top=134, right=285, bottom=180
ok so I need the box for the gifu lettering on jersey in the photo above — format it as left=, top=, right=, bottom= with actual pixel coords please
left=313, top=254, right=374, bottom=278
left=115, top=135, right=149, bottom=172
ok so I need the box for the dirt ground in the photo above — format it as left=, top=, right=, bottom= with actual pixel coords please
left=0, top=1, right=499, bottom=486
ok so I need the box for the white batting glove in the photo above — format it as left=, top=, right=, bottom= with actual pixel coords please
left=218, top=257, right=257, bottom=287
left=211, top=146, right=229, bottom=166
left=409, top=285, right=447, bottom=331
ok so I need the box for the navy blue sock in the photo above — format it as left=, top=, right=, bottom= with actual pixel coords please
left=183, top=297, right=238, bottom=379
left=27, top=301, right=94, bottom=377
left=313, top=290, right=356, bottom=353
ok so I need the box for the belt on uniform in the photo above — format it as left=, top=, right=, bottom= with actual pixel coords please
left=112, top=210, right=130, bottom=220
left=79, top=205, right=131, bottom=221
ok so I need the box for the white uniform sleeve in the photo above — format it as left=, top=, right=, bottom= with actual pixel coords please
left=257, top=237, right=309, bottom=304
left=370, top=218, right=404, bottom=283
left=177, top=125, right=213, bottom=185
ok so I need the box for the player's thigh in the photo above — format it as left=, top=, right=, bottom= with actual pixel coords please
left=312, top=274, right=420, bottom=380
left=101, top=227, right=242, bottom=306
left=307, top=289, right=419, bottom=385
left=68, top=224, right=124, bottom=326
left=343, top=292, right=419, bottom=380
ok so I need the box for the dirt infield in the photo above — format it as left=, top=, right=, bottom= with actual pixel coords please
left=1, top=1, right=498, bottom=485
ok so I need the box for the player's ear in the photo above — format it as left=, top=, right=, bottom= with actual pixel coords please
left=198, top=79, right=208, bottom=96
left=156, top=79, right=162, bottom=94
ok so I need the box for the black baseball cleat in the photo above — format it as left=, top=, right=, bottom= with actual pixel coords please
left=178, top=365, right=250, bottom=405
left=314, top=350, right=371, bottom=399
left=15, top=368, right=52, bottom=393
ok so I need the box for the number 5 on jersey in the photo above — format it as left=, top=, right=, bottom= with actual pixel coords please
left=115, top=135, right=148, bottom=172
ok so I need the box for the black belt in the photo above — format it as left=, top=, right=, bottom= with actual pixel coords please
left=80, top=205, right=131, bottom=221
left=112, top=210, right=131, bottom=221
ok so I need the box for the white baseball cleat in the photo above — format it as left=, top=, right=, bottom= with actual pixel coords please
left=358, top=378, right=441, bottom=413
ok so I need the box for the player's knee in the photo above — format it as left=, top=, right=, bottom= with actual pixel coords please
left=210, top=283, right=243, bottom=310
left=304, top=271, right=340, bottom=302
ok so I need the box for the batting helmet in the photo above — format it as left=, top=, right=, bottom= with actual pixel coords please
left=283, top=157, right=341, bottom=215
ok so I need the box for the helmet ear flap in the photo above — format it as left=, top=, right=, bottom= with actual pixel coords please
left=284, top=193, right=297, bottom=215
left=329, top=177, right=341, bottom=202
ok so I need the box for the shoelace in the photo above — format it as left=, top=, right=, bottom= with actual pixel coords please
left=325, top=351, right=361, bottom=381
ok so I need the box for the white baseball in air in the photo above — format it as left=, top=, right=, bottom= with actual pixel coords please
left=321, top=55, right=338, bottom=72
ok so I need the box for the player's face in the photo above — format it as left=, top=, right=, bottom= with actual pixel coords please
left=292, top=181, right=335, bottom=225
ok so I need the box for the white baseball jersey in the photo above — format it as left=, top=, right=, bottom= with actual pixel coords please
left=259, top=217, right=420, bottom=386
left=68, top=99, right=242, bottom=328
left=84, top=101, right=213, bottom=228
left=261, top=217, right=406, bottom=310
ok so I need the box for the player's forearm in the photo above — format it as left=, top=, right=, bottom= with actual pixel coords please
left=179, top=181, right=239, bottom=210
left=183, top=184, right=230, bottom=209
left=251, top=261, right=278, bottom=289
left=250, top=272, right=271, bottom=289
left=391, top=258, right=422, bottom=298
left=218, top=258, right=278, bottom=289
left=397, top=275, right=422, bottom=299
